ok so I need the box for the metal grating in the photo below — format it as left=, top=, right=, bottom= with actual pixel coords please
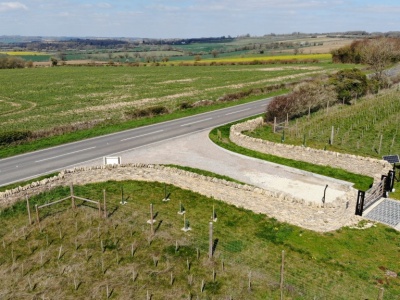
left=365, top=199, right=400, bottom=227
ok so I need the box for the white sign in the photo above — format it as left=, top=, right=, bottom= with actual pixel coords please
left=103, top=156, right=121, bottom=165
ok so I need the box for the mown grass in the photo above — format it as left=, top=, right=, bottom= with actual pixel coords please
left=209, top=117, right=373, bottom=191
left=0, top=180, right=398, bottom=299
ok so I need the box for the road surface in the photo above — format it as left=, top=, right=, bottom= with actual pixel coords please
left=0, top=98, right=270, bottom=187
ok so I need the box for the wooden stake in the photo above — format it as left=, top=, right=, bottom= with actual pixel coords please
left=103, top=189, right=107, bottom=218
left=208, top=222, right=213, bottom=259
left=26, top=196, right=32, bottom=225
left=378, top=134, right=383, bottom=154
left=70, top=184, right=75, bottom=209
left=280, top=250, right=285, bottom=300
left=330, top=126, right=334, bottom=145
left=35, top=205, right=40, bottom=225
left=150, top=204, right=154, bottom=236
left=248, top=271, right=252, bottom=291
left=97, top=201, right=101, bottom=218
left=378, top=287, right=384, bottom=300
left=58, top=245, right=62, bottom=260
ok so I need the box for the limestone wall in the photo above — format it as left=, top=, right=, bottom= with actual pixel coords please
left=230, top=117, right=392, bottom=182
left=0, top=164, right=359, bottom=232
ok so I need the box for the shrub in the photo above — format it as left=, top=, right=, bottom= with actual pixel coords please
left=0, top=130, right=32, bottom=145
left=0, top=56, right=26, bottom=69
left=265, top=80, right=337, bottom=122
left=329, top=68, right=368, bottom=104
left=125, top=105, right=169, bottom=119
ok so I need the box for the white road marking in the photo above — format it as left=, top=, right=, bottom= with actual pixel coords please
left=35, top=147, right=96, bottom=163
left=121, top=130, right=164, bottom=141
left=225, top=108, right=251, bottom=115
left=180, top=118, right=212, bottom=127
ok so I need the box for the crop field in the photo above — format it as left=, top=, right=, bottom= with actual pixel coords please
left=0, top=51, right=49, bottom=56
left=0, top=62, right=354, bottom=136
left=201, top=53, right=331, bottom=63
left=0, top=180, right=399, bottom=299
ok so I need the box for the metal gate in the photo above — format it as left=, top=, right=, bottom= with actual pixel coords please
left=355, top=170, right=396, bottom=216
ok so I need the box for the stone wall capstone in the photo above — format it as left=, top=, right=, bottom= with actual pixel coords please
left=0, top=163, right=360, bottom=232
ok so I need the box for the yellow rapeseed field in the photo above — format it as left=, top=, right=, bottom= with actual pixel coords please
left=0, top=51, right=48, bottom=56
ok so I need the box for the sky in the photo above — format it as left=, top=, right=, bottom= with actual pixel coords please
left=0, top=0, right=399, bottom=38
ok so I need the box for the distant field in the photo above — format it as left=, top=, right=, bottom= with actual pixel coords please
left=0, top=51, right=49, bottom=56
left=0, top=62, right=354, bottom=135
left=201, top=53, right=331, bottom=63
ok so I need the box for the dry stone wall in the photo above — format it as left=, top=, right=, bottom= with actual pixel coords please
left=0, top=163, right=360, bottom=232
left=230, top=117, right=392, bottom=182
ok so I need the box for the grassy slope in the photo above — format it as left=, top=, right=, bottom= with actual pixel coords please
left=0, top=181, right=399, bottom=299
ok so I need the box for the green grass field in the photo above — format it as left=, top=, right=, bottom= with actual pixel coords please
left=0, top=64, right=323, bottom=132
left=0, top=61, right=359, bottom=159
left=0, top=180, right=399, bottom=299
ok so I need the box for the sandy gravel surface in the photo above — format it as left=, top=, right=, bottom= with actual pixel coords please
left=79, top=130, right=353, bottom=205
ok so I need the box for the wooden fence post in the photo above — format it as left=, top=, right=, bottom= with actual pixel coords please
left=273, top=117, right=277, bottom=133
left=378, top=287, right=384, bottom=300
left=70, top=184, right=75, bottom=209
left=209, top=221, right=213, bottom=259
left=98, top=201, right=101, bottom=218
left=26, top=196, right=32, bottom=225
left=150, top=204, right=154, bottom=236
left=35, top=204, right=40, bottom=225
left=103, top=189, right=107, bottom=218
left=280, top=250, right=285, bottom=300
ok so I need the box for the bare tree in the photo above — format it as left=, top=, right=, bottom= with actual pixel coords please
left=359, top=37, right=398, bottom=81
left=211, top=49, right=219, bottom=58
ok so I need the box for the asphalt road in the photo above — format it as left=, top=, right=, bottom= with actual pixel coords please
left=0, top=98, right=272, bottom=187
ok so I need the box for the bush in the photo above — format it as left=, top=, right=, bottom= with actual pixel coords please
left=125, top=105, right=169, bottom=119
left=329, top=68, right=368, bottom=104
left=0, top=130, right=32, bottom=145
left=179, top=102, right=192, bottom=109
left=0, top=56, right=26, bottom=69
left=265, top=80, right=337, bottom=122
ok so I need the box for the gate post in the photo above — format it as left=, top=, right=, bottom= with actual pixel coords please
left=388, top=170, right=395, bottom=192
left=355, top=190, right=365, bottom=216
